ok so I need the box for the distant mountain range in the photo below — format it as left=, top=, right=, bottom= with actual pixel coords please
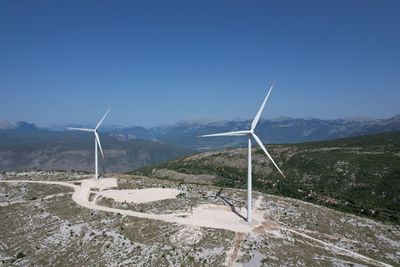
left=80, top=114, right=400, bottom=150
left=2, top=114, right=400, bottom=151
left=61, top=114, right=400, bottom=149
left=1, top=114, right=399, bottom=173
left=0, top=125, right=193, bottom=173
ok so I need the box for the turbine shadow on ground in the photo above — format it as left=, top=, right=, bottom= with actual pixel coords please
left=215, top=188, right=247, bottom=221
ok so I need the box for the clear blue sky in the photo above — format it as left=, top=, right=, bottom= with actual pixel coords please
left=0, top=0, right=399, bottom=127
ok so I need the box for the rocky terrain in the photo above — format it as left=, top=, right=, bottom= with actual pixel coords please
left=1, top=171, right=399, bottom=266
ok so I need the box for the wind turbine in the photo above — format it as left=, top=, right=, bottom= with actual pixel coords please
left=201, top=83, right=285, bottom=223
left=67, top=108, right=110, bottom=180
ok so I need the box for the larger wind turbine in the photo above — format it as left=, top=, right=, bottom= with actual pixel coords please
left=201, top=83, right=285, bottom=223
left=67, top=108, right=110, bottom=180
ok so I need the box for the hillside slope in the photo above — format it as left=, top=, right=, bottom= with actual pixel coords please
left=134, top=131, right=400, bottom=224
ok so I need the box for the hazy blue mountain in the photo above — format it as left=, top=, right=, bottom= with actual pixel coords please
left=3, top=114, right=400, bottom=151
left=0, top=126, right=194, bottom=173
left=107, top=114, right=400, bottom=150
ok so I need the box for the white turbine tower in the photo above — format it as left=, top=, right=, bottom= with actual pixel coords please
left=201, top=83, right=285, bottom=223
left=67, top=108, right=110, bottom=180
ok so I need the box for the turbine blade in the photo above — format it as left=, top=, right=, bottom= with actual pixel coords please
left=200, top=130, right=250, bottom=137
left=251, top=82, right=274, bottom=130
left=95, top=108, right=110, bottom=130
left=67, top=127, right=94, bottom=132
left=252, top=133, right=286, bottom=179
left=95, top=132, right=104, bottom=158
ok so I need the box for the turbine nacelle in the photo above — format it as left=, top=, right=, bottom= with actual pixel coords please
left=200, top=82, right=285, bottom=179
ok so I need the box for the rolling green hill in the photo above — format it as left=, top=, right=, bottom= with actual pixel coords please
left=134, top=131, right=400, bottom=224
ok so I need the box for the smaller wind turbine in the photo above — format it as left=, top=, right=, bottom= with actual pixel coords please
left=201, top=82, right=285, bottom=223
left=67, top=108, right=110, bottom=180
